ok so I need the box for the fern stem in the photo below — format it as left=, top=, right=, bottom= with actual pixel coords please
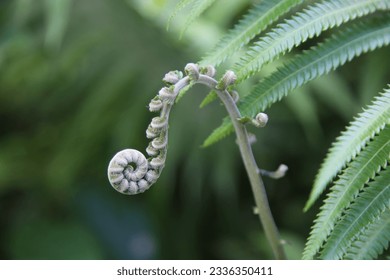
left=198, top=75, right=287, bottom=260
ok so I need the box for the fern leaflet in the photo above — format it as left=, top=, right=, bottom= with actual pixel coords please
left=199, top=90, right=218, bottom=108
left=306, top=86, right=390, bottom=211
left=181, top=0, right=217, bottom=38
left=234, top=0, right=390, bottom=82
left=202, top=118, right=233, bottom=147
left=200, top=0, right=304, bottom=67
left=320, top=167, right=390, bottom=259
left=167, top=0, right=194, bottom=30
left=203, top=16, right=390, bottom=147
left=302, top=126, right=390, bottom=259
left=344, top=209, right=390, bottom=260
left=241, top=16, right=390, bottom=130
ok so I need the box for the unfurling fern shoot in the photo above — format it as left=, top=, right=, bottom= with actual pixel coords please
left=108, top=63, right=287, bottom=259
left=108, top=0, right=390, bottom=260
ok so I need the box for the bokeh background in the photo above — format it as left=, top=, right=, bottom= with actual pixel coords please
left=0, top=0, right=389, bottom=259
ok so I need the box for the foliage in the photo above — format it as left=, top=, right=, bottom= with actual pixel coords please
left=200, top=0, right=304, bottom=66
left=303, top=88, right=390, bottom=259
left=0, top=0, right=389, bottom=260
left=203, top=15, right=390, bottom=147
left=233, top=0, right=390, bottom=81
left=170, top=0, right=390, bottom=259
left=169, top=0, right=218, bottom=37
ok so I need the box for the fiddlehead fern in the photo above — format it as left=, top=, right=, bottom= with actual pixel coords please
left=107, top=62, right=286, bottom=259
left=108, top=63, right=222, bottom=195
left=107, top=149, right=154, bottom=194
left=107, top=64, right=280, bottom=196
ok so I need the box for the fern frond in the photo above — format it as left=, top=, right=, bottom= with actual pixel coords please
left=302, top=126, right=390, bottom=259
left=203, top=17, right=390, bottom=147
left=180, top=0, right=217, bottom=38
left=306, top=86, right=390, bottom=211
left=167, top=0, right=194, bottom=30
left=320, top=167, right=390, bottom=259
left=199, top=90, right=217, bottom=108
left=344, top=208, right=390, bottom=260
left=200, top=0, right=304, bottom=67
left=242, top=16, right=390, bottom=129
left=234, top=0, right=390, bottom=82
left=202, top=118, right=233, bottom=148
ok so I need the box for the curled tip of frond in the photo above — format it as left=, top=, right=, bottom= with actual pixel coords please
left=159, top=87, right=175, bottom=103
left=146, top=125, right=160, bottom=139
left=150, top=156, right=166, bottom=169
left=218, top=70, right=237, bottom=89
left=258, top=164, right=288, bottom=179
left=252, top=112, right=269, bottom=127
left=146, top=143, right=159, bottom=157
left=107, top=149, right=153, bottom=195
left=163, top=70, right=182, bottom=85
left=109, top=62, right=248, bottom=195
left=151, top=116, right=168, bottom=129
left=151, top=136, right=168, bottom=150
left=201, top=65, right=216, bottom=78
left=273, top=164, right=289, bottom=179
left=148, top=98, right=163, bottom=112
left=185, top=63, right=200, bottom=81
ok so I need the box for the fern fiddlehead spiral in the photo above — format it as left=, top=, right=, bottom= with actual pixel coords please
left=107, top=62, right=286, bottom=259
left=108, top=63, right=228, bottom=195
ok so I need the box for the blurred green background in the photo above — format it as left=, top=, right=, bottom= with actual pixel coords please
left=0, top=0, right=389, bottom=259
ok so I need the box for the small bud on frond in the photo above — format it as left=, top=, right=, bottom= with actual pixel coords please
left=217, top=70, right=237, bottom=89
left=252, top=112, right=268, bottom=127
left=201, top=65, right=216, bottom=78
left=185, top=63, right=200, bottom=81
left=163, top=70, right=182, bottom=84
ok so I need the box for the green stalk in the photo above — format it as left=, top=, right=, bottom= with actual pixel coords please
left=198, top=75, right=286, bottom=259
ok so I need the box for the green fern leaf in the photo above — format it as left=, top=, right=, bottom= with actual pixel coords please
left=203, top=16, right=390, bottom=147
left=199, top=90, right=217, bottom=108
left=242, top=16, right=390, bottom=129
left=200, top=0, right=304, bottom=67
left=199, top=0, right=303, bottom=108
left=234, top=0, right=390, bottom=82
left=345, top=208, right=390, bottom=260
left=167, top=0, right=195, bottom=30
left=175, top=82, right=194, bottom=103
left=306, top=86, right=390, bottom=211
left=320, top=167, right=390, bottom=259
left=181, top=0, right=217, bottom=38
left=302, top=126, right=390, bottom=259
left=202, top=118, right=233, bottom=147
